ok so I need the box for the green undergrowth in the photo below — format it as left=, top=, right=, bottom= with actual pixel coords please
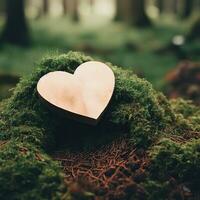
left=0, top=51, right=199, bottom=199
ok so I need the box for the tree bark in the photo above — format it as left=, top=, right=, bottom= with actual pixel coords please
left=114, top=0, right=123, bottom=21
left=157, top=0, right=164, bottom=14
left=43, top=0, right=49, bottom=15
left=194, top=0, right=200, bottom=11
left=187, top=17, right=200, bottom=41
left=71, top=0, right=79, bottom=22
left=0, top=0, right=5, bottom=15
left=130, top=0, right=151, bottom=27
left=172, top=0, right=179, bottom=14
left=182, top=0, right=193, bottom=18
left=89, top=0, right=95, bottom=7
left=63, top=0, right=68, bottom=15
left=114, top=0, right=151, bottom=27
left=89, top=0, right=95, bottom=12
left=1, top=0, right=30, bottom=46
left=164, top=0, right=179, bottom=14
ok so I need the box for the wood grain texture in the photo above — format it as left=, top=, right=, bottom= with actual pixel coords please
left=37, top=61, right=115, bottom=125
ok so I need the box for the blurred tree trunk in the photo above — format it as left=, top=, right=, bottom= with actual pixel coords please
left=115, top=0, right=123, bottom=21
left=182, top=0, right=194, bottom=18
left=157, top=0, right=164, bottom=14
left=194, top=0, right=200, bottom=10
left=71, top=0, right=79, bottom=22
left=115, top=0, right=151, bottom=27
left=89, top=0, right=95, bottom=7
left=0, top=1, right=5, bottom=15
left=187, top=17, right=200, bottom=41
left=130, top=0, right=151, bottom=27
left=172, top=0, right=179, bottom=14
left=1, top=0, right=30, bottom=46
left=63, top=0, right=68, bottom=15
left=43, top=0, right=49, bottom=15
left=166, top=0, right=179, bottom=14
left=89, top=0, right=95, bottom=12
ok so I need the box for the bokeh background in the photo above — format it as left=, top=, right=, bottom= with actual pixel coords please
left=0, top=0, right=199, bottom=103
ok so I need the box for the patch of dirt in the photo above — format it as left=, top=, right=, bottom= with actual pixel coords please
left=53, top=138, right=149, bottom=200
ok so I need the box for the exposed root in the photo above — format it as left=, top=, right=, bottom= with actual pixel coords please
left=0, top=140, right=8, bottom=148
left=168, top=131, right=200, bottom=144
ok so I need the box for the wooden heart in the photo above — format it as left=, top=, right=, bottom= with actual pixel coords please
left=37, top=61, right=115, bottom=125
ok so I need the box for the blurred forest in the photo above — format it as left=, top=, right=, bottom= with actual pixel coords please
left=0, top=0, right=199, bottom=101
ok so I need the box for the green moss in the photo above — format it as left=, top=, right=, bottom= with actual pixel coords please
left=170, top=99, right=200, bottom=132
left=0, top=141, right=67, bottom=200
left=136, top=138, right=200, bottom=199
left=171, top=98, right=199, bottom=116
left=0, top=52, right=178, bottom=150
left=149, top=138, right=200, bottom=192
left=141, top=180, right=171, bottom=200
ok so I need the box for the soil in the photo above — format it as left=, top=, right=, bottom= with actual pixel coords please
left=52, top=138, right=149, bottom=200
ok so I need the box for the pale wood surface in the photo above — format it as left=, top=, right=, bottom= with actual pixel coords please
left=37, top=61, right=115, bottom=124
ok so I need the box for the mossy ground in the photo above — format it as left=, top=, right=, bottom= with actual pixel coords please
left=0, top=141, right=67, bottom=200
left=0, top=52, right=199, bottom=200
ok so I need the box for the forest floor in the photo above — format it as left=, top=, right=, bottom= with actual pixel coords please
left=52, top=138, right=149, bottom=200
left=52, top=134, right=199, bottom=200
left=0, top=51, right=199, bottom=200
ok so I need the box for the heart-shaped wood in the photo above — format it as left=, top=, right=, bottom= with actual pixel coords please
left=37, top=61, right=115, bottom=125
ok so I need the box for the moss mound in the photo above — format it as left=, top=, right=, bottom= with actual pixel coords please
left=0, top=141, right=67, bottom=200
left=0, top=51, right=199, bottom=199
left=0, top=51, right=177, bottom=150
left=142, top=139, right=200, bottom=199
left=149, top=139, right=200, bottom=188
